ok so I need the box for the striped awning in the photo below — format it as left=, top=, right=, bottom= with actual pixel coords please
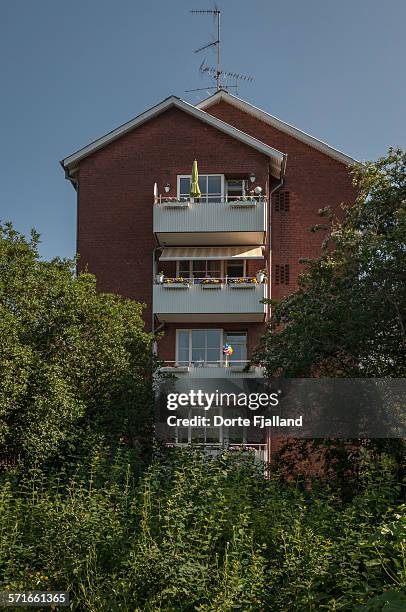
left=159, top=246, right=264, bottom=261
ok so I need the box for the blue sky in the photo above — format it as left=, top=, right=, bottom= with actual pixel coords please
left=1, top=0, right=405, bottom=260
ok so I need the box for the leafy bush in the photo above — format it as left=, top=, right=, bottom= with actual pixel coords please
left=0, top=223, right=155, bottom=470
left=0, top=449, right=404, bottom=611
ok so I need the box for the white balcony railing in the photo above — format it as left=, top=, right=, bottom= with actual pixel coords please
left=165, top=443, right=268, bottom=462
left=159, top=360, right=264, bottom=378
left=153, top=196, right=266, bottom=244
left=153, top=277, right=267, bottom=322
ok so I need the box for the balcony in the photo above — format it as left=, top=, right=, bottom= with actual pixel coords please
left=153, top=277, right=267, bottom=322
left=165, top=443, right=267, bottom=462
left=159, top=360, right=264, bottom=378
left=153, top=195, right=266, bottom=246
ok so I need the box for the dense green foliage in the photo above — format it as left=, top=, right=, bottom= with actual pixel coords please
left=1, top=148, right=405, bottom=610
left=255, top=148, right=406, bottom=377
left=0, top=223, right=155, bottom=470
left=0, top=450, right=404, bottom=611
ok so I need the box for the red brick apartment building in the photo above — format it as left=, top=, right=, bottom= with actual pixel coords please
left=61, top=90, right=356, bottom=458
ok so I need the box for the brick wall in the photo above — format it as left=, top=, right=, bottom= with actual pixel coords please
left=202, top=100, right=356, bottom=301
left=76, top=99, right=355, bottom=360
left=77, top=106, right=269, bottom=327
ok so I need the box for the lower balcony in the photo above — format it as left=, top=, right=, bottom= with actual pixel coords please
left=153, top=277, right=267, bottom=322
left=165, top=443, right=267, bottom=462
left=159, top=360, right=264, bottom=378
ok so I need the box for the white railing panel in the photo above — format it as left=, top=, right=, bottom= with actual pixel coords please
left=153, top=282, right=266, bottom=316
left=153, top=198, right=266, bottom=234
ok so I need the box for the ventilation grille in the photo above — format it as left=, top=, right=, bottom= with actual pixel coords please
left=274, top=190, right=290, bottom=212
left=275, top=264, right=290, bottom=285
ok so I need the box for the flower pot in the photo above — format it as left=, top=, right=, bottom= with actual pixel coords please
left=162, top=283, right=189, bottom=289
left=256, top=272, right=265, bottom=283
left=229, top=283, right=256, bottom=289
left=156, top=274, right=164, bottom=284
left=201, top=283, right=222, bottom=289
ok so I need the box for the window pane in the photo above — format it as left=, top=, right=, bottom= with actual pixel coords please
left=177, top=428, right=189, bottom=443
left=178, top=330, right=189, bottom=350
left=206, top=329, right=221, bottom=348
left=192, top=260, right=206, bottom=276
left=207, top=261, right=221, bottom=277
left=227, top=260, right=244, bottom=277
left=178, top=260, right=190, bottom=277
left=192, top=348, right=205, bottom=364
left=226, top=333, right=247, bottom=362
left=178, top=348, right=189, bottom=365
left=177, top=330, right=189, bottom=364
left=198, top=176, right=207, bottom=194
left=179, top=177, right=190, bottom=195
left=208, top=175, right=222, bottom=195
left=206, top=348, right=220, bottom=364
left=192, top=330, right=206, bottom=348
left=226, top=333, right=246, bottom=344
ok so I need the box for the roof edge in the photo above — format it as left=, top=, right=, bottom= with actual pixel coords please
left=197, top=90, right=358, bottom=166
left=61, top=95, right=285, bottom=178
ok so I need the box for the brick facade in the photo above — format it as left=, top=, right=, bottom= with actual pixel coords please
left=74, top=97, right=355, bottom=363
left=202, top=101, right=356, bottom=300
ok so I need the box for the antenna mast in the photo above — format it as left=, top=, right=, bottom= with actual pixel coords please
left=191, top=8, right=222, bottom=90
left=189, top=7, right=253, bottom=95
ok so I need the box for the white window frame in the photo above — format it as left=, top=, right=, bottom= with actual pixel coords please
left=176, top=328, right=224, bottom=366
left=177, top=174, right=225, bottom=202
left=224, top=331, right=248, bottom=363
left=175, top=260, right=246, bottom=279
left=226, top=178, right=248, bottom=197
left=225, top=259, right=246, bottom=278
left=176, top=260, right=224, bottom=279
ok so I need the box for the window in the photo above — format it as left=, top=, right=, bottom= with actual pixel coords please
left=177, top=329, right=222, bottom=366
left=177, top=260, right=222, bottom=280
left=226, top=179, right=247, bottom=201
left=225, top=332, right=247, bottom=364
left=226, top=259, right=245, bottom=278
left=174, top=406, right=222, bottom=445
left=178, top=174, right=224, bottom=202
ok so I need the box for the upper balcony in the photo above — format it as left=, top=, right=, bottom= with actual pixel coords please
left=153, top=195, right=266, bottom=246
left=153, top=276, right=267, bottom=323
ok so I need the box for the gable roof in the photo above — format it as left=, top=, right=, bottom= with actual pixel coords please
left=61, top=95, right=286, bottom=179
left=197, top=90, right=358, bottom=166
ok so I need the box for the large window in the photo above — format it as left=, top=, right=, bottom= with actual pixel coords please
left=177, top=260, right=222, bottom=280
left=178, top=174, right=224, bottom=202
left=177, top=329, right=222, bottom=366
left=176, top=329, right=247, bottom=366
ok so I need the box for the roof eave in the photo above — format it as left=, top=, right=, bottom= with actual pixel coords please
left=197, top=90, right=358, bottom=166
left=61, top=95, right=285, bottom=178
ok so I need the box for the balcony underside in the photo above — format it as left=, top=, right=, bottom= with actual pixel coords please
left=155, top=231, right=265, bottom=246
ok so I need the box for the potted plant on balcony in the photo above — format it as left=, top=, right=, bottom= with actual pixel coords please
left=256, top=269, right=266, bottom=283
left=228, top=277, right=258, bottom=289
left=163, top=198, right=190, bottom=207
left=229, top=193, right=257, bottom=207
left=201, top=277, right=222, bottom=289
left=156, top=271, right=164, bottom=284
left=162, top=276, right=190, bottom=289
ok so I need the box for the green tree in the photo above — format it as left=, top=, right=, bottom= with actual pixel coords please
left=0, top=223, right=155, bottom=469
left=255, top=148, right=406, bottom=377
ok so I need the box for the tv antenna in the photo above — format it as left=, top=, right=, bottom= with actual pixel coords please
left=187, top=7, right=253, bottom=95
